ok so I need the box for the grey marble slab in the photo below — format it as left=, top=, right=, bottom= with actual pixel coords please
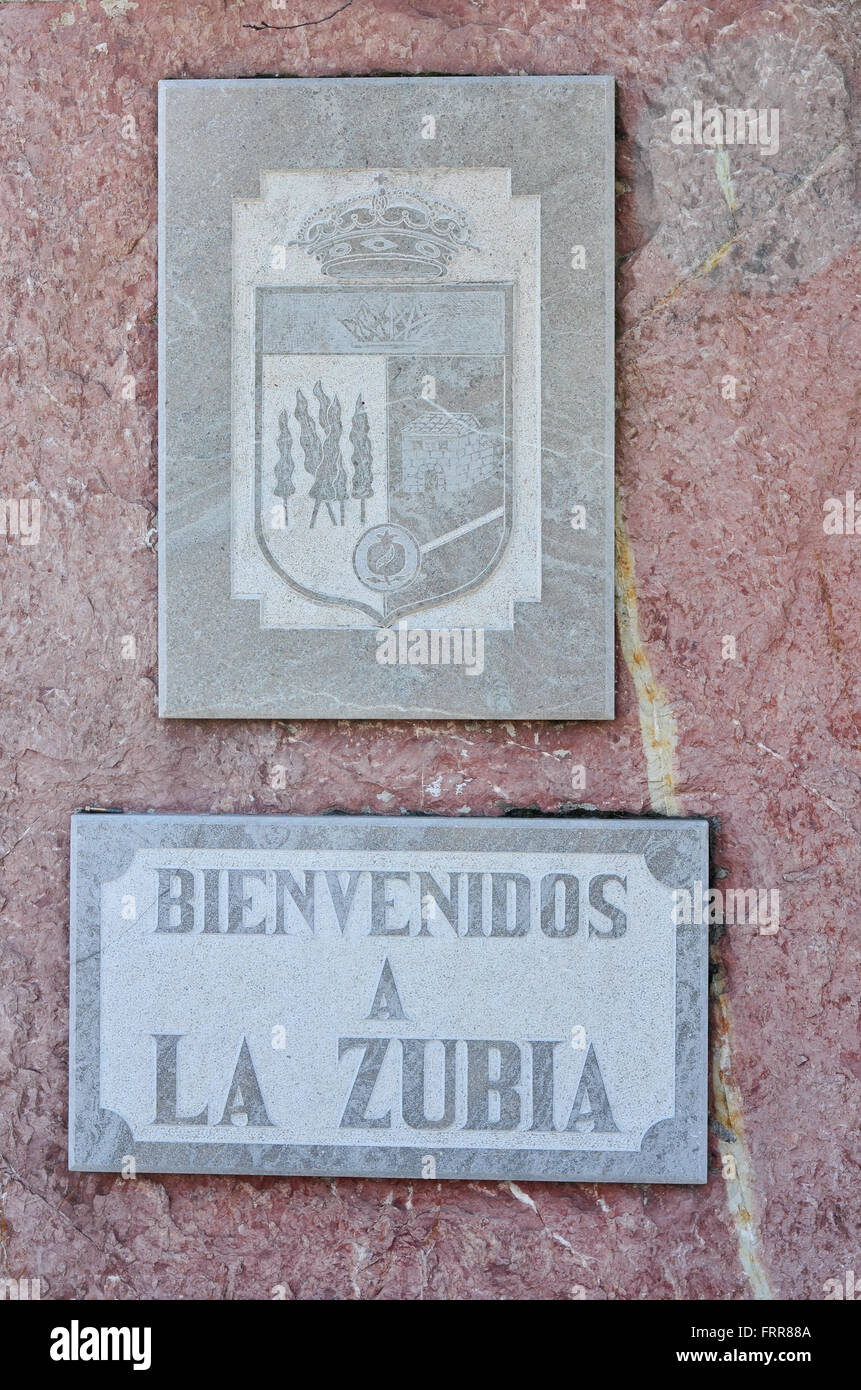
left=158, top=76, right=615, bottom=718
left=70, top=813, right=708, bottom=1183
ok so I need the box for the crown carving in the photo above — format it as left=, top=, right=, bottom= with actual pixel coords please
left=291, top=184, right=476, bottom=281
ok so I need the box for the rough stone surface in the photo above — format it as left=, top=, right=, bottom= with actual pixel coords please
left=0, top=0, right=858, bottom=1300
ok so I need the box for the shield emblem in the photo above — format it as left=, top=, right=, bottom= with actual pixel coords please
left=250, top=183, right=513, bottom=626
left=255, top=282, right=512, bottom=626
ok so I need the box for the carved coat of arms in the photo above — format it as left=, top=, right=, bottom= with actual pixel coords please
left=231, top=169, right=540, bottom=629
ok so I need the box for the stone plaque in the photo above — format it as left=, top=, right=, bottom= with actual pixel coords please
left=70, top=814, right=708, bottom=1182
left=158, top=77, right=615, bottom=718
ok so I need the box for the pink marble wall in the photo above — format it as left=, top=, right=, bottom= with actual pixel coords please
left=0, top=0, right=858, bottom=1299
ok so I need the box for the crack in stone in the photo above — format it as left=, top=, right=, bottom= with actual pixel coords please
left=614, top=497, right=681, bottom=815
left=243, top=1, right=354, bottom=31
left=622, top=137, right=852, bottom=337
left=504, top=1181, right=595, bottom=1279
left=615, top=498, right=775, bottom=1300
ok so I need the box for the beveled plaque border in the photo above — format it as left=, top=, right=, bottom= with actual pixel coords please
left=158, top=76, right=615, bottom=719
left=70, top=814, right=709, bottom=1183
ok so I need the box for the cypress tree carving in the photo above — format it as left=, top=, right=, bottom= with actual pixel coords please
left=295, top=388, right=321, bottom=479
left=307, top=380, right=340, bottom=527
left=273, top=409, right=295, bottom=523
left=313, top=379, right=332, bottom=435
left=349, top=394, right=373, bottom=523
left=328, top=395, right=348, bottom=526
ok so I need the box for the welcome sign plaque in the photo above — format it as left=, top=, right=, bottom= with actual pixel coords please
left=158, top=77, right=615, bottom=719
left=69, top=814, right=708, bottom=1183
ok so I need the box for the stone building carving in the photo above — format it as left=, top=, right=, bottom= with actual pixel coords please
left=400, top=410, right=495, bottom=495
